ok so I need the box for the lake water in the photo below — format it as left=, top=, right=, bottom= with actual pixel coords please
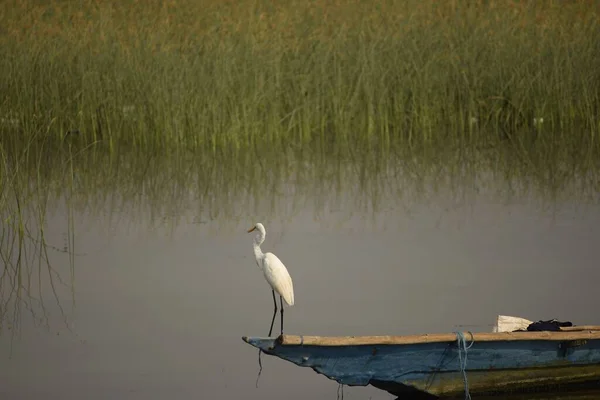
left=1, top=162, right=599, bottom=400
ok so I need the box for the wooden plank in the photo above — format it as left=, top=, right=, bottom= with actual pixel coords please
left=279, top=330, right=600, bottom=346
left=561, top=325, right=600, bottom=331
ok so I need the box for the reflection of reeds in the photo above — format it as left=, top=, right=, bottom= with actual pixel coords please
left=0, top=138, right=74, bottom=339
left=0, top=131, right=597, bottom=335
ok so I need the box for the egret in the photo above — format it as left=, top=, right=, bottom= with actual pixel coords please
left=248, top=222, right=294, bottom=336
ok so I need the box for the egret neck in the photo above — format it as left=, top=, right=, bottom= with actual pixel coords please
left=253, top=232, right=265, bottom=268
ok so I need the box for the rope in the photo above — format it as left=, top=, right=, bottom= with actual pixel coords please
left=337, top=383, right=344, bottom=400
left=455, top=331, right=474, bottom=400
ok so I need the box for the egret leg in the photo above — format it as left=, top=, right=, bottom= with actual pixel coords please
left=280, top=295, right=284, bottom=335
left=268, top=289, right=277, bottom=337
left=257, top=290, right=279, bottom=388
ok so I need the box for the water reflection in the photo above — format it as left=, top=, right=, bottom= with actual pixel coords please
left=0, top=199, right=75, bottom=347
left=1, top=145, right=599, bottom=399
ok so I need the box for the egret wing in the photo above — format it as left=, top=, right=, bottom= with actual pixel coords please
left=263, top=252, right=294, bottom=306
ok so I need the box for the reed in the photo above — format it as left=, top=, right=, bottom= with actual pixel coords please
left=0, top=0, right=598, bottom=159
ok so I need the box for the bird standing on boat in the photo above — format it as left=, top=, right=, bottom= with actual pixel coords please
left=248, top=222, right=294, bottom=336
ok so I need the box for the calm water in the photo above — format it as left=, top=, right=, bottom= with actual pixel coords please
left=1, top=162, right=600, bottom=400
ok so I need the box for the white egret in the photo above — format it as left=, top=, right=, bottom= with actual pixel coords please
left=248, top=222, right=294, bottom=336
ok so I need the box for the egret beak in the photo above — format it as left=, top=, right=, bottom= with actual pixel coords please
left=247, top=227, right=256, bottom=233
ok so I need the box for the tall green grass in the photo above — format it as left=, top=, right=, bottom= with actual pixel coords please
left=1, top=0, right=599, bottom=158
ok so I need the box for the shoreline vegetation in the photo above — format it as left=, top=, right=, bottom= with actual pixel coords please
left=0, top=0, right=598, bottom=207
left=0, top=0, right=597, bottom=216
left=0, top=1, right=598, bottom=153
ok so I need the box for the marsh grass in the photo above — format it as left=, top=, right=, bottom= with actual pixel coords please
left=0, top=0, right=599, bottom=157
left=1, top=0, right=599, bottom=207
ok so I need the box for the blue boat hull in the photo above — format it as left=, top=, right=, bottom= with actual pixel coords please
left=243, top=335, right=600, bottom=398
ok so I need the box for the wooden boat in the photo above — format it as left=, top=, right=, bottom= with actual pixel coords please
left=243, top=326, right=600, bottom=398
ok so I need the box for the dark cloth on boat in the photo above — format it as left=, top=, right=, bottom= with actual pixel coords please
left=524, top=319, right=573, bottom=332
